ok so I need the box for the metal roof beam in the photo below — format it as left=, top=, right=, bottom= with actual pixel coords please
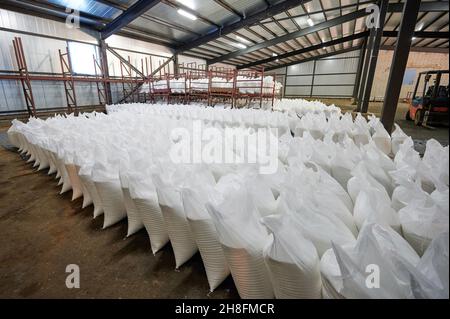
left=265, top=46, right=362, bottom=71
left=175, top=0, right=311, bottom=53
left=380, top=45, right=449, bottom=54
left=238, top=32, right=369, bottom=69
left=208, top=8, right=368, bottom=65
left=383, top=31, right=449, bottom=39
left=388, top=1, right=449, bottom=12
left=101, top=0, right=162, bottom=39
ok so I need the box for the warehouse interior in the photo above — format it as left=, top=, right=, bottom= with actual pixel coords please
left=0, top=0, right=449, bottom=300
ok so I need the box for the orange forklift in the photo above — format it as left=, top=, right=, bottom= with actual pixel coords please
left=406, top=70, right=449, bottom=127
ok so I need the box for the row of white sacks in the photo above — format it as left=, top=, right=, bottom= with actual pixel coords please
left=7, top=102, right=449, bottom=299
left=106, top=102, right=399, bottom=157
left=139, top=76, right=283, bottom=94
left=273, top=99, right=342, bottom=117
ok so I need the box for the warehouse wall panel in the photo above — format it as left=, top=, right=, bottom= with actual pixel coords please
left=286, top=75, right=313, bottom=86
left=287, top=61, right=314, bottom=75
left=312, top=85, right=355, bottom=97
left=315, top=57, right=359, bottom=75
left=0, top=9, right=98, bottom=43
left=285, top=86, right=312, bottom=96
left=282, top=49, right=362, bottom=98
left=313, top=74, right=356, bottom=85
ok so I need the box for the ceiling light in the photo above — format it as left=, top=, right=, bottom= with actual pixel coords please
left=272, top=53, right=278, bottom=57
left=177, top=9, right=197, bottom=20
left=307, top=18, right=314, bottom=27
left=276, top=59, right=279, bottom=62
left=236, top=36, right=251, bottom=44
left=232, top=42, right=247, bottom=49
left=412, top=37, right=417, bottom=40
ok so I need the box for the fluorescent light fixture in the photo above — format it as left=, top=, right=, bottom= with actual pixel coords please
left=176, top=0, right=196, bottom=10
left=177, top=9, right=197, bottom=20
left=236, top=36, right=251, bottom=44
left=307, top=18, right=314, bottom=27
left=232, top=42, right=247, bottom=49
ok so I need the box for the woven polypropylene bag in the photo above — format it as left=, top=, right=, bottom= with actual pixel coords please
left=48, top=152, right=62, bottom=180
left=94, top=181, right=127, bottom=228
left=321, top=275, right=345, bottom=299
left=265, top=257, right=321, bottom=298
left=65, top=164, right=83, bottom=201
left=44, top=149, right=58, bottom=175
left=188, top=218, right=230, bottom=292
left=122, top=187, right=144, bottom=237
left=133, top=197, right=169, bottom=254
left=73, top=165, right=92, bottom=208
left=54, top=157, right=72, bottom=194
left=181, top=186, right=230, bottom=292
left=159, top=202, right=198, bottom=269
left=36, top=146, right=50, bottom=171
left=78, top=173, right=103, bottom=218
left=403, top=231, right=432, bottom=257
left=222, top=245, right=274, bottom=299
left=262, top=214, right=322, bottom=299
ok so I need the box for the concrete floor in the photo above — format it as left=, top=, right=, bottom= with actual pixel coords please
left=0, top=100, right=448, bottom=299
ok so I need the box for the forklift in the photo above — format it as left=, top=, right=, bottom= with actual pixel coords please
left=406, top=70, right=449, bottom=127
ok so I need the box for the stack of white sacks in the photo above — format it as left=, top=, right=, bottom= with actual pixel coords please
left=140, top=76, right=282, bottom=95
left=7, top=100, right=448, bottom=299
left=274, top=98, right=341, bottom=117
left=235, top=76, right=283, bottom=95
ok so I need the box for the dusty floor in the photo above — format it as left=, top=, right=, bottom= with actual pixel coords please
left=0, top=100, right=448, bottom=299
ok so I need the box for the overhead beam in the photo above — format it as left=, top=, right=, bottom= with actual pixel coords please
left=383, top=31, right=449, bottom=39
left=388, top=1, right=448, bottom=12
left=265, top=46, right=362, bottom=72
left=353, top=38, right=367, bottom=103
left=101, top=0, right=162, bottom=39
left=175, top=0, right=311, bottom=53
left=236, top=29, right=448, bottom=69
left=264, top=1, right=447, bottom=25
left=238, top=32, right=369, bottom=69
left=357, top=28, right=376, bottom=112
left=361, top=0, right=389, bottom=113
left=207, top=8, right=368, bottom=65
left=380, top=45, right=449, bottom=54
left=381, top=0, right=421, bottom=133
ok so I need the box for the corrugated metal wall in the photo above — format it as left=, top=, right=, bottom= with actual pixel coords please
left=0, top=9, right=100, bottom=113
left=283, top=50, right=361, bottom=98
